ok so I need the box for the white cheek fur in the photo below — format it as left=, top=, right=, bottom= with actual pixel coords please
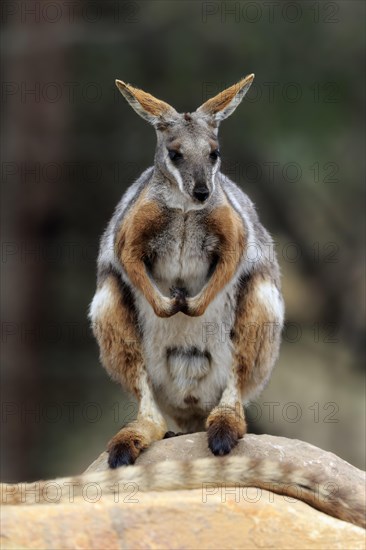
left=166, top=157, right=185, bottom=194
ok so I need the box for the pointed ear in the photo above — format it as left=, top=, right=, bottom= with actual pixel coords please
left=115, top=80, right=178, bottom=127
left=197, top=74, right=254, bottom=124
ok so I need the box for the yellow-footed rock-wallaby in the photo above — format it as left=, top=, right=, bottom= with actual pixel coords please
left=89, top=74, right=285, bottom=468
left=2, top=77, right=365, bottom=531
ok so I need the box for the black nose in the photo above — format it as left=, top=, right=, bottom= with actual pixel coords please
left=193, top=186, right=209, bottom=202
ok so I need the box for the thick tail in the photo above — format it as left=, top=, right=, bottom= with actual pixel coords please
left=1, top=456, right=365, bottom=529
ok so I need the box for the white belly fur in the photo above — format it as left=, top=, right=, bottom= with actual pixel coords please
left=136, top=211, right=237, bottom=421
left=136, top=283, right=236, bottom=418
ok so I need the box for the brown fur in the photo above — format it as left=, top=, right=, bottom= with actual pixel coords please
left=115, top=193, right=174, bottom=317
left=117, top=81, right=174, bottom=118
left=187, top=203, right=245, bottom=316
left=168, top=139, right=181, bottom=150
left=199, top=74, right=254, bottom=116
left=91, top=274, right=167, bottom=465
left=91, top=275, right=143, bottom=396
left=232, top=272, right=282, bottom=396
left=209, top=139, right=219, bottom=151
left=206, top=402, right=247, bottom=442
left=107, top=417, right=166, bottom=464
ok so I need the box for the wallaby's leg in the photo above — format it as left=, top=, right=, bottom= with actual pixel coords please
left=206, top=272, right=284, bottom=455
left=90, top=274, right=167, bottom=467
left=206, top=371, right=246, bottom=456
left=185, top=204, right=245, bottom=317
left=107, top=371, right=167, bottom=467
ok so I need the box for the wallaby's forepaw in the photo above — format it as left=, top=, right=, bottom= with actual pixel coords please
left=153, top=288, right=189, bottom=317
left=107, top=431, right=147, bottom=468
left=168, top=289, right=207, bottom=317
left=206, top=406, right=247, bottom=456
left=169, top=286, right=188, bottom=314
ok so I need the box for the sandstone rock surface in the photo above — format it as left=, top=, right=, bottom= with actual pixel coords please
left=2, top=433, right=365, bottom=549
left=2, top=488, right=365, bottom=550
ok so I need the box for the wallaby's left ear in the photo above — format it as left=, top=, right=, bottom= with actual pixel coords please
left=197, top=73, right=254, bottom=124
left=115, top=80, right=178, bottom=127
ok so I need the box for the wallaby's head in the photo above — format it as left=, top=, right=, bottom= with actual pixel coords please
left=115, top=74, right=254, bottom=206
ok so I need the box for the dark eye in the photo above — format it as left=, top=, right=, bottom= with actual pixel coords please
left=168, top=150, right=183, bottom=161
left=210, top=149, right=220, bottom=161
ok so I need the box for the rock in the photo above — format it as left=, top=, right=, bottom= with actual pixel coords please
left=2, top=433, right=365, bottom=549
left=86, top=433, right=365, bottom=513
left=85, top=432, right=364, bottom=487
left=1, top=488, right=365, bottom=549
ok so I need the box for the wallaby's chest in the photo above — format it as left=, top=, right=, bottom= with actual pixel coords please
left=149, top=211, right=218, bottom=296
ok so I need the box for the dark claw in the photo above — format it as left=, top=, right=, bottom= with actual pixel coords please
left=207, top=423, right=239, bottom=456
left=108, top=442, right=137, bottom=468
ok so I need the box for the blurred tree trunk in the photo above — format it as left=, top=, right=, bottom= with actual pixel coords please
left=1, top=1, right=70, bottom=481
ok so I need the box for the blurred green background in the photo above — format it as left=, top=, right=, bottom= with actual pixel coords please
left=1, top=0, right=365, bottom=482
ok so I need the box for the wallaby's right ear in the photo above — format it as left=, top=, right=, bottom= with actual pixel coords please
left=197, top=74, right=254, bottom=124
left=115, top=80, right=178, bottom=127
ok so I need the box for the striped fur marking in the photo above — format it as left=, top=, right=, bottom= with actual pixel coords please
left=1, top=456, right=364, bottom=529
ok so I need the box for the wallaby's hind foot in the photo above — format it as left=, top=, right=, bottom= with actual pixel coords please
left=206, top=406, right=247, bottom=456
left=107, top=418, right=167, bottom=468
left=108, top=438, right=141, bottom=468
